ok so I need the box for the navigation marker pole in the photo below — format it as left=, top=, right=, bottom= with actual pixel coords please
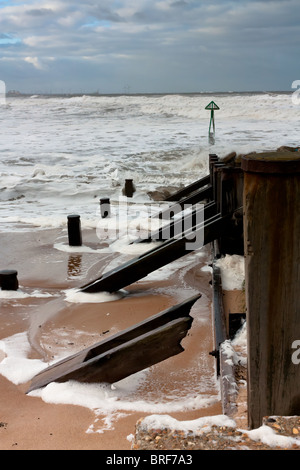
left=205, top=101, right=220, bottom=141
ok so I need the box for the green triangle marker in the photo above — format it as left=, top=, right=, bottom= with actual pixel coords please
left=205, top=101, right=220, bottom=111
left=205, top=101, right=220, bottom=134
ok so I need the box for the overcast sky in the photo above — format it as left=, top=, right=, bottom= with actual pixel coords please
left=0, top=0, right=299, bottom=94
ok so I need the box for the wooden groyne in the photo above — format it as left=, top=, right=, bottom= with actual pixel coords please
left=206, top=148, right=300, bottom=430
left=24, top=147, right=300, bottom=433
left=27, top=152, right=241, bottom=395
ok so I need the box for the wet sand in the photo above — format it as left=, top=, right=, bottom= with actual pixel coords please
left=0, top=226, right=222, bottom=450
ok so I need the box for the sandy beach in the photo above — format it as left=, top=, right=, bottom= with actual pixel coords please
left=0, top=225, right=222, bottom=450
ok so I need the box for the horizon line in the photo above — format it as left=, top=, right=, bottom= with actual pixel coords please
left=6, top=89, right=293, bottom=97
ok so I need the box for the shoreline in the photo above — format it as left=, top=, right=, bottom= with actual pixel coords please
left=0, top=226, right=221, bottom=450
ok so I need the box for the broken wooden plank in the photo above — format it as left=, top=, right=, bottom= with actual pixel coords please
left=27, top=294, right=200, bottom=393
left=33, top=318, right=191, bottom=387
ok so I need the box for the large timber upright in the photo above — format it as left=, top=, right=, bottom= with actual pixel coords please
left=242, top=151, right=300, bottom=429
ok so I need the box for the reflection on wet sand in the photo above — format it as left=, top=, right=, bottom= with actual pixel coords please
left=68, top=254, right=82, bottom=278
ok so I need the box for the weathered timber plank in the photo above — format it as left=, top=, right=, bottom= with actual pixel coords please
left=242, top=152, right=300, bottom=429
left=27, top=295, right=200, bottom=393
left=80, top=213, right=228, bottom=293
left=219, top=342, right=238, bottom=417
left=211, top=260, right=227, bottom=376
left=42, top=318, right=191, bottom=386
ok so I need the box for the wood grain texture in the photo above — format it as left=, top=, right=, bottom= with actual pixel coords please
left=27, top=295, right=200, bottom=393
left=243, top=155, right=300, bottom=429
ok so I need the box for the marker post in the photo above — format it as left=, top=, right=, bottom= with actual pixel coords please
left=205, top=101, right=220, bottom=135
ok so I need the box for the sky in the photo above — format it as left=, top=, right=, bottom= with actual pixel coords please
left=0, top=0, right=299, bottom=94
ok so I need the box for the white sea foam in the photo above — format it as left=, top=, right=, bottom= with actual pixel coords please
left=0, top=332, right=47, bottom=384
left=0, top=93, right=299, bottom=232
left=29, top=379, right=216, bottom=415
left=64, top=288, right=126, bottom=304
left=138, top=413, right=300, bottom=448
left=54, top=242, right=106, bottom=254
left=1, top=330, right=298, bottom=446
left=139, top=413, right=236, bottom=434
left=0, top=329, right=218, bottom=434
left=215, top=254, right=245, bottom=291
left=0, top=288, right=54, bottom=299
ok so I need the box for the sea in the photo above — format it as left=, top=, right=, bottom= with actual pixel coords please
left=1, top=91, right=299, bottom=233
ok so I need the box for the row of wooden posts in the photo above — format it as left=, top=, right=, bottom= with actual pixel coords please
left=0, top=178, right=135, bottom=289
left=61, top=178, right=136, bottom=247
left=210, top=150, right=300, bottom=429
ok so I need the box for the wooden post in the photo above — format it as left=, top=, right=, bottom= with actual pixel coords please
left=209, top=154, right=219, bottom=186
left=0, top=269, right=19, bottom=291
left=242, top=151, right=300, bottom=429
left=67, top=214, right=82, bottom=247
left=211, top=260, right=227, bottom=376
left=212, top=163, right=226, bottom=212
left=123, top=179, right=136, bottom=197
left=100, top=197, right=111, bottom=218
left=218, top=166, right=244, bottom=255
left=220, top=167, right=243, bottom=217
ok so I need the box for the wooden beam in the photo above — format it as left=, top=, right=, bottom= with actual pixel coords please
left=211, top=260, right=227, bottom=376
left=219, top=342, right=238, bottom=417
left=79, top=213, right=228, bottom=293
left=27, top=294, right=200, bottom=393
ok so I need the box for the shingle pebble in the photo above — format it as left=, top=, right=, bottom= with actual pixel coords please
left=133, top=419, right=300, bottom=450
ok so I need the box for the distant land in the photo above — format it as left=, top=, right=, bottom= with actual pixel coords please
left=6, top=90, right=293, bottom=98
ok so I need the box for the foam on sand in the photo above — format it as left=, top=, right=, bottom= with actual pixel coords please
left=0, top=288, right=55, bottom=300
left=0, top=329, right=218, bottom=433
left=0, top=332, right=47, bottom=384
left=137, top=413, right=300, bottom=449
left=29, top=379, right=217, bottom=434
left=63, top=288, right=126, bottom=304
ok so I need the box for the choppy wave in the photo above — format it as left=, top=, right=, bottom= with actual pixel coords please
left=0, top=92, right=299, bottom=231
